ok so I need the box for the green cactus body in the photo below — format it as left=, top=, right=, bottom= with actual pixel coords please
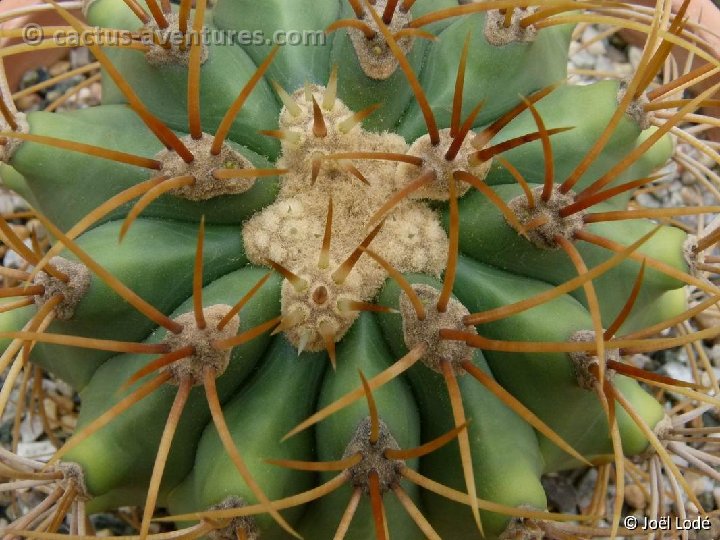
left=377, top=276, right=546, bottom=539
left=453, top=184, right=687, bottom=333
left=87, top=0, right=282, bottom=158
left=396, top=11, right=574, bottom=140
left=168, top=336, right=326, bottom=539
left=331, top=0, right=458, bottom=132
left=212, top=0, right=340, bottom=91
left=65, top=267, right=281, bottom=501
left=10, top=106, right=280, bottom=229
left=0, top=0, right=701, bottom=538
left=450, top=257, right=667, bottom=472
left=482, top=81, right=674, bottom=196
left=298, top=313, right=423, bottom=539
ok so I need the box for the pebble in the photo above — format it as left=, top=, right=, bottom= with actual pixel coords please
left=585, top=39, right=606, bottom=57
left=90, top=513, right=139, bottom=536
left=569, top=42, right=597, bottom=70
left=44, top=89, right=62, bottom=103
left=0, top=192, right=28, bottom=214
left=16, top=440, right=56, bottom=461
left=60, top=415, right=77, bottom=432
left=77, top=87, right=98, bottom=108
left=566, top=23, right=638, bottom=87
left=696, top=305, right=720, bottom=333
left=629, top=353, right=652, bottom=369
left=48, top=60, right=71, bottom=77
left=663, top=361, right=699, bottom=384
left=606, top=41, right=628, bottom=63
left=0, top=417, right=12, bottom=445
left=576, top=468, right=600, bottom=511
left=70, top=47, right=92, bottom=69
left=43, top=397, right=58, bottom=427
left=636, top=191, right=663, bottom=208
left=659, top=361, right=720, bottom=400
left=595, top=55, right=621, bottom=76
left=55, top=75, right=86, bottom=93
left=90, top=82, right=102, bottom=101
left=3, top=247, right=28, bottom=270
left=14, top=94, right=42, bottom=112
left=8, top=56, right=100, bottom=116
left=697, top=488, right=716, bottom=512
left=682, top=170, right=699, bottom=186
left=9, top=223, right=28, bottom=240
left=701, top=371, right=720, bottom=389
left=52, top=379, right=74, bottom=398
left=50, top=392, right=75, bottom=413
left=689, top=475, right=716, bottom=497
left=682, top=186, right=703, bottom=205
left=625, top=484, right=647, bottom=509
left=694, top=518, right=720, bottom=540
left=19, top=413, right=43, bottom=443
left=26, top=219, right=45, bottom=239
left=628, top=46, right=644, bottom=69
left=19, top=67, right=49, bottom=90
left=541, top=473, right=580, bottom=513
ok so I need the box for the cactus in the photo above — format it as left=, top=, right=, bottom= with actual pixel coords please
left=0, top=0, right=719, bottom=539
